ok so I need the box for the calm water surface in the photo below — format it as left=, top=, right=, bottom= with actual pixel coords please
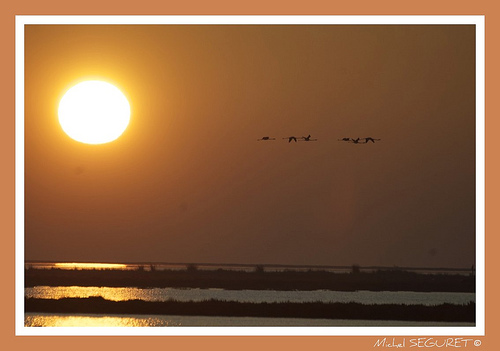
left=25, top=286, right=475, bottom=305
left=24, top=312, right=475, bottom=327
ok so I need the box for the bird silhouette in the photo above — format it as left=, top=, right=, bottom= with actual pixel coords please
left=351, top=138, right=362, bottom=144
left=283, top=136, right=298, bottom=143
left=257, top=136, right=276, bottom=141
left=363, top=137, right=381, bottom=143
left=299, top=134, right=318, bottom=141
left=339, top=137, right=379, bottom=144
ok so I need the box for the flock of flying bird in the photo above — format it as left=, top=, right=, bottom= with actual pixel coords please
left=257, top=135, right=381, bottom=144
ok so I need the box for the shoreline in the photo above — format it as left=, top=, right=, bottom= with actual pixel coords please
left=25, top=297, right=476, bottom=323
left=25, top=268, right=475, bottom=292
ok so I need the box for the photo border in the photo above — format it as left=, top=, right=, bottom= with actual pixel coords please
left=14, top=14, right=485, bottom=338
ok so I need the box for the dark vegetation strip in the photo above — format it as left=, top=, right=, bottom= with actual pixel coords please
left=25, top=268, right=475, bottom=292
left=25, top=297, right=475, bottom=322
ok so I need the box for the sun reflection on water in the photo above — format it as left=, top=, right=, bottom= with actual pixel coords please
left=24, top=313, right=476, bottom=327
left=27, top=286, right=157, bottom=301
left=54, top=262, right=128, bottom=270
left=25, top=313, right=181, bottom=327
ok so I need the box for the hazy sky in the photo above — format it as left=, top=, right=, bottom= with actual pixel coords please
left=24, top=24, right=476, bottom=268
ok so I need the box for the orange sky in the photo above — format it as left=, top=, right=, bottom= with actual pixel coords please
left=24, top=24, right=476, bottom=267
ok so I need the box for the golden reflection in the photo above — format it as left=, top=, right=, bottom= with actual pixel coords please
left=24, top=314, right=179, bottom=327
left=26, top=286, right=151, bottom=302
left=24, top=313, right=476, bottom=327
left=54, top=262, right=128, bottom=270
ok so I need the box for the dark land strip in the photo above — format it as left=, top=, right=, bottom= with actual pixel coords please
left=25, top=268, right=475, bottom=292
left=25, top=297, right=475, bottom=322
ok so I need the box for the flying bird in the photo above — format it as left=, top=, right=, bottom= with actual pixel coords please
left=338, top=137, right=360, bottom=143
left=339, top=137, right=380, bottom=144
left=257, top=136, right=276, bottom=141
left=339, top=138, right=363, bottom=144
left=299, top=134, right=318, bottom=141
left=363, top=137, right=381, bottom=143
left=283, top=136, right=298, bottom=143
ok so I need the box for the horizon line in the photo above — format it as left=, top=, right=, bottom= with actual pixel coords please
left=24, top=260, right=474, bottom=272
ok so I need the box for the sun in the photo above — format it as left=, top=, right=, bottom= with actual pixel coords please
left=58, top=80, right=131, bottom=144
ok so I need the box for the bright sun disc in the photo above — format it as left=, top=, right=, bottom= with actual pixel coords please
left=58, top=80, right=130, bottom=144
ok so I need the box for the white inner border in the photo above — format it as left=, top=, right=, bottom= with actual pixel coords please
left=15, top=15, right=485, bottom=337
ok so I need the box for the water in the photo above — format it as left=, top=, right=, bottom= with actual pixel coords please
left=24, top=312, right=475, bottom=327
left=24, top=263, right=475, bottom=327
left=25, top=286, right=475, bottom=306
